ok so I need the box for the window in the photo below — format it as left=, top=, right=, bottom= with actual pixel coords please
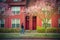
left=0, top=0, right=2, bottom=2
left=42, top=20, right=51, bottom=27
left=13, top=0, right=22, bottom=2
left=56, top=0, right=60, bottom=3
left=0, top=0, right=6, bottom=2
left=0, top=19, right=4, bottom=28
left=11, top=6, right=20, bottom=15
left=58, top=7, right=60, bottom=14
left=0, top=7, right=5, bottom=14
left=12, top=19, right=20, bottom=28
left=58, top=19, right=60, bottom=27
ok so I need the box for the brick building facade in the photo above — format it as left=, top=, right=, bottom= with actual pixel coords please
left=0, top=0, right=60, bottom=30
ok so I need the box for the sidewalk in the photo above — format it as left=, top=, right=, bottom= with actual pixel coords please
left=0, top=33, right=60, bottom=39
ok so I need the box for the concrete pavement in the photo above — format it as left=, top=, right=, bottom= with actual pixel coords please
left=0, top=38, right=60, bottom=40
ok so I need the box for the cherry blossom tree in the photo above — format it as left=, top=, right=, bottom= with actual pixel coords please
left=25, top=0, right=57, bottom=28
left=0, top=3, right=12, bottom=19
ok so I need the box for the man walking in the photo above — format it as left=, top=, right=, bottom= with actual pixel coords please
left=21, top=23, right=24, bottom=34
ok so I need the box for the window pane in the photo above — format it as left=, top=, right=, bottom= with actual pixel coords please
left=1, top=24, right=4, bottom=28
left=15, top=7, right=20, bottom=11
left=12, top=24, right=15, bottom=28
left=16, top=19, right=20, bottom=24
left=12, top=11, right=15, bottom=14
left=11, top=7, right=20, bottom=11
left=42, top=20, right=51, bottom=27
left=13, top=0, right=22, bottom=2
left=47, top=24, right=51, bottom=27
left=58, top=19, right=60, bottom=27
left=12, top=19, right=20, bottom=28
left=13, top=0, right=19, bottom=2
left=15, top=11, right=20, bottom=14
left=0, top=0, right=2, bottom=2
left=48, top=20, right=51, bottom=24
left=16, top=24, right=20, bottom=28
left=12, top=19, right=15, bottom=24
left=0, top=7, right=2, bottom=11
left=0, top=7, right=5, bottom=13
left=11, top=7, right=15, bottom=11
left=58, top=7, right=60, bottom=14
left=42, top=23, right=51, bottom=27
left=0, top=19, right=4, bottom=28
left=0, top=19, right=4, bottom=24
left=1, top=20, right=4, bottom=24
left=58, top=19, right=60, bottom=24
left=0, top=0, right=6, bottom=2
left=59, top=24, right=60, bottom=27
left=11, top=7, right=20, bottom=14
left=0, top=20, right=1, bottom=24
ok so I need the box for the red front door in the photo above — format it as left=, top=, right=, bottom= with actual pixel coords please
left=32, top=16, right=37, bottom=30
left=25, top=16, right=29, bottom=30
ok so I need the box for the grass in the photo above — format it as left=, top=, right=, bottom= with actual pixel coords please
left=0, top=33, right=60, bottom=38
left=0, top=33, right=20, bottom=38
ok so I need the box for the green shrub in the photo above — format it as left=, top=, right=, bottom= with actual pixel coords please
left=0, top=28, right=20, bottom=33
left=46, top=27, right=57, bottom=33
left=36, top=26, right=58, bottom=33
left=56, top=28, right=60, bottom=33
left=0, top=28, right=5, bottom=33
left=36, top=26, right=45, bottom=33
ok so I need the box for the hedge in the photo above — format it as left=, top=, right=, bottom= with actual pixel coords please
left=0, top=28, right=20, bottom=33
left=36, top=26, right=45, bottom=33
left=46, top=27, right=57, bottom=33
left=0, top=27, right=60, bottom=33
left=36, top=26, right=60, bottom=33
